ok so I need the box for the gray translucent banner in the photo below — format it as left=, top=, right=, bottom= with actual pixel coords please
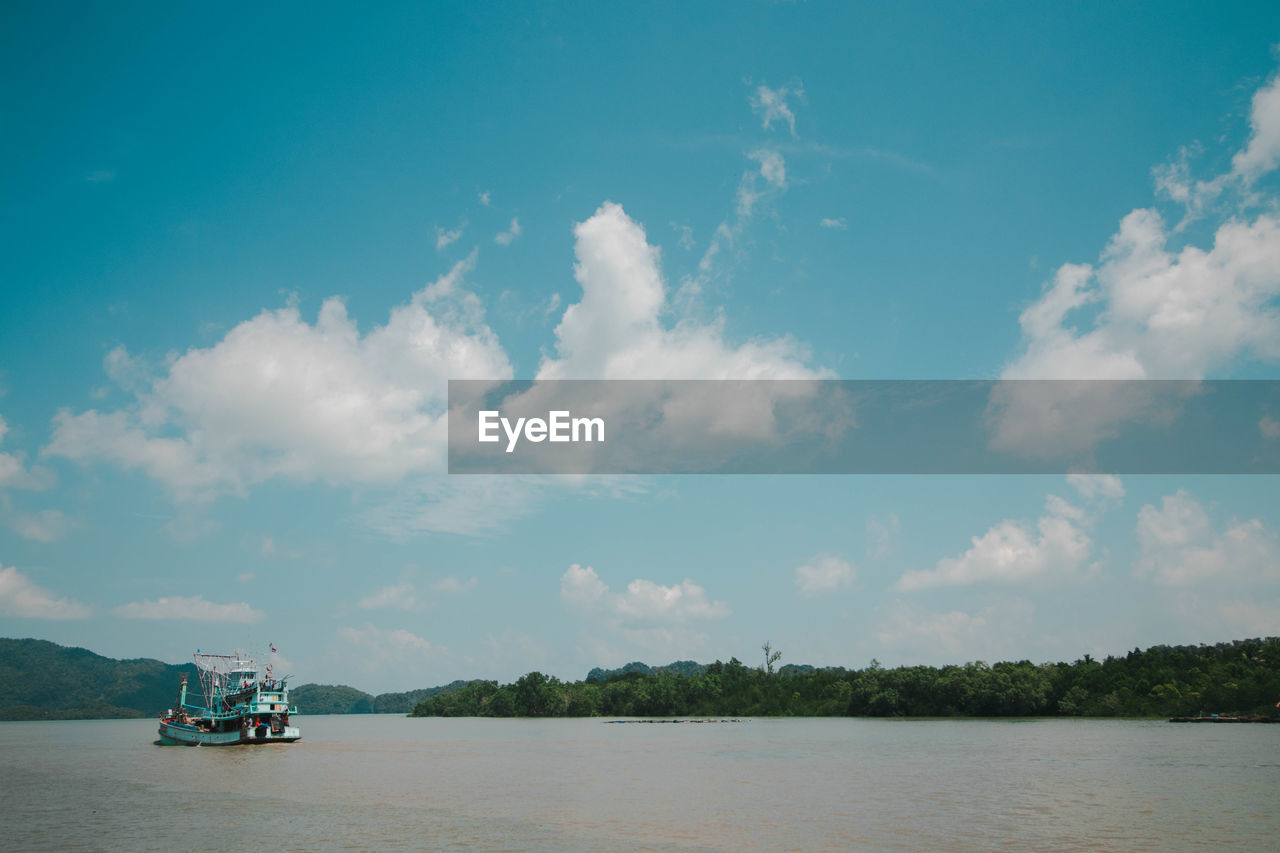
left=447, top=380, right=1280, bottom=474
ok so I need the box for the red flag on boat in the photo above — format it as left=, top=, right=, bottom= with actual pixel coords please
left=270, top=643, right=277, bottom=653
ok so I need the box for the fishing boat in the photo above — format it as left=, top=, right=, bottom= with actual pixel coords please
left=158, top=650, right=301, bottom=746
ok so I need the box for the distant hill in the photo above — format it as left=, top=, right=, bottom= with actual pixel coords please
left=0, top=638, right=196, bottom=720
left=0, top=638, right=469, bottom=720
left=287, top=681, right=478, bottom=714
left=288, top=683, right=374, bottom=714
left=586, top=661, right=652, bottom=680
left=586, top=660, right=709, bottom=681
left=373, top=681, right=474, bottom=713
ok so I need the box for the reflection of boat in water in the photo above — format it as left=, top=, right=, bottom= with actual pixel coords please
left=158, top=650, right=301, bottom=745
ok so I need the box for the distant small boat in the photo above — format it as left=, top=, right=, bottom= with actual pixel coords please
left=158, top=650, right=301, bottom=746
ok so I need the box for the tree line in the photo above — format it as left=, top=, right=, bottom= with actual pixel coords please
left=411, top=637, right=1280, bottom=719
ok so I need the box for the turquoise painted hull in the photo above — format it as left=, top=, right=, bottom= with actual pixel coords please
left=158, top=719, right=301, bottom=746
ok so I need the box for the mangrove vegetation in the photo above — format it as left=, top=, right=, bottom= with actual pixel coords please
left=411, top=637, right=1280, bottom=719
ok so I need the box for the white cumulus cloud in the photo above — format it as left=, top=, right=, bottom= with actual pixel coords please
left=44, top=254, right=512, bottom=501
left=560, top=563, right=727, bottom=664
left=896, top=478, right=1113, bottom=591
left=1230, top=69, right=1280, bottom=184
left=1005, top=66, right=1280, bottom=382
left=538, top=202, right=827, bottom=381
left=1004, top=209, right=1280, bottom=380
left=560, top=563, right=729, bottom=623
left=0, top=565, right=90, bottom=619
left=1134, top=489, right=1280, bottom=586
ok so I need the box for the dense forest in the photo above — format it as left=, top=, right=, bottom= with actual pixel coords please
left=0, top=638, right=197, bottom=720
left=412, top=637, right=1280, bottom=719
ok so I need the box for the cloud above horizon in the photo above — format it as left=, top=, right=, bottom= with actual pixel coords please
left=0, top=565, right=91, bottom=620
left=112, top=594, right=264, bottom=622
left=896, top=477, right=1115, bottom=592
left=561, top=563, right=730, bottom=623
left=538, top=202, right=827, bottom=381
left=750, top=82, right=803, bottom=137
left=44, top=255, right=512, bottom=501
left=1005, top=67, right=1280, bottom=381
left=1134, top=489, right=1280, bottom=586
left=794, top=554, right=855, bottom=597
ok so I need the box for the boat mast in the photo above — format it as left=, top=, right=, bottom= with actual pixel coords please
left=168, top=673, right=188, bottom=717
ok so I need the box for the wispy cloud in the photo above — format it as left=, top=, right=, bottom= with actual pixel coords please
left=866, top=514, right=900, bottom=559
left=432, top=575, right=478, bottom=594
left=338, top=624, right=437, bottom=670
left=782, top=140, right=938, bottom=177
left=11, top=509, right=70, bottom=543
left=358, top=581, right=420, bottom=611
left=435, top=221, right=465, bottom=251
left=750, top=82, right=804, bottom=137
left=494, top=217, right=522, bottom=246
left=113, top=595, right=265, bottom=622
left=874, top=598, right=1036, bottom=661
left=794, top=554, right=855, bottom=596
left=670, top=222, right=695, bottom=250
left=0, top=413, right=54, bottom=492
left=260, top=535, right=302, bottom=559
left=749, top=149, right=787, bottom=188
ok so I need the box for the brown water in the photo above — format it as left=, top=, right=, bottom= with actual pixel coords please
left=1, top=715, right=1276, bottom=851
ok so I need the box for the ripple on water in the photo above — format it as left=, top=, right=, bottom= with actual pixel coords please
left=1, top=716, right=1277, bottom=851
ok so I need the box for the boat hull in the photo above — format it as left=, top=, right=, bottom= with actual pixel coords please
left=158, top=719, right=302, bottom=746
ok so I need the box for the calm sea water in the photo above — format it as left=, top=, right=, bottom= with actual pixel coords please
left=1, top=715, right=1276, bottom=851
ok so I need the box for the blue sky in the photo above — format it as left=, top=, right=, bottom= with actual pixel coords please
left=3, top=2, right=1280, bottom=692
